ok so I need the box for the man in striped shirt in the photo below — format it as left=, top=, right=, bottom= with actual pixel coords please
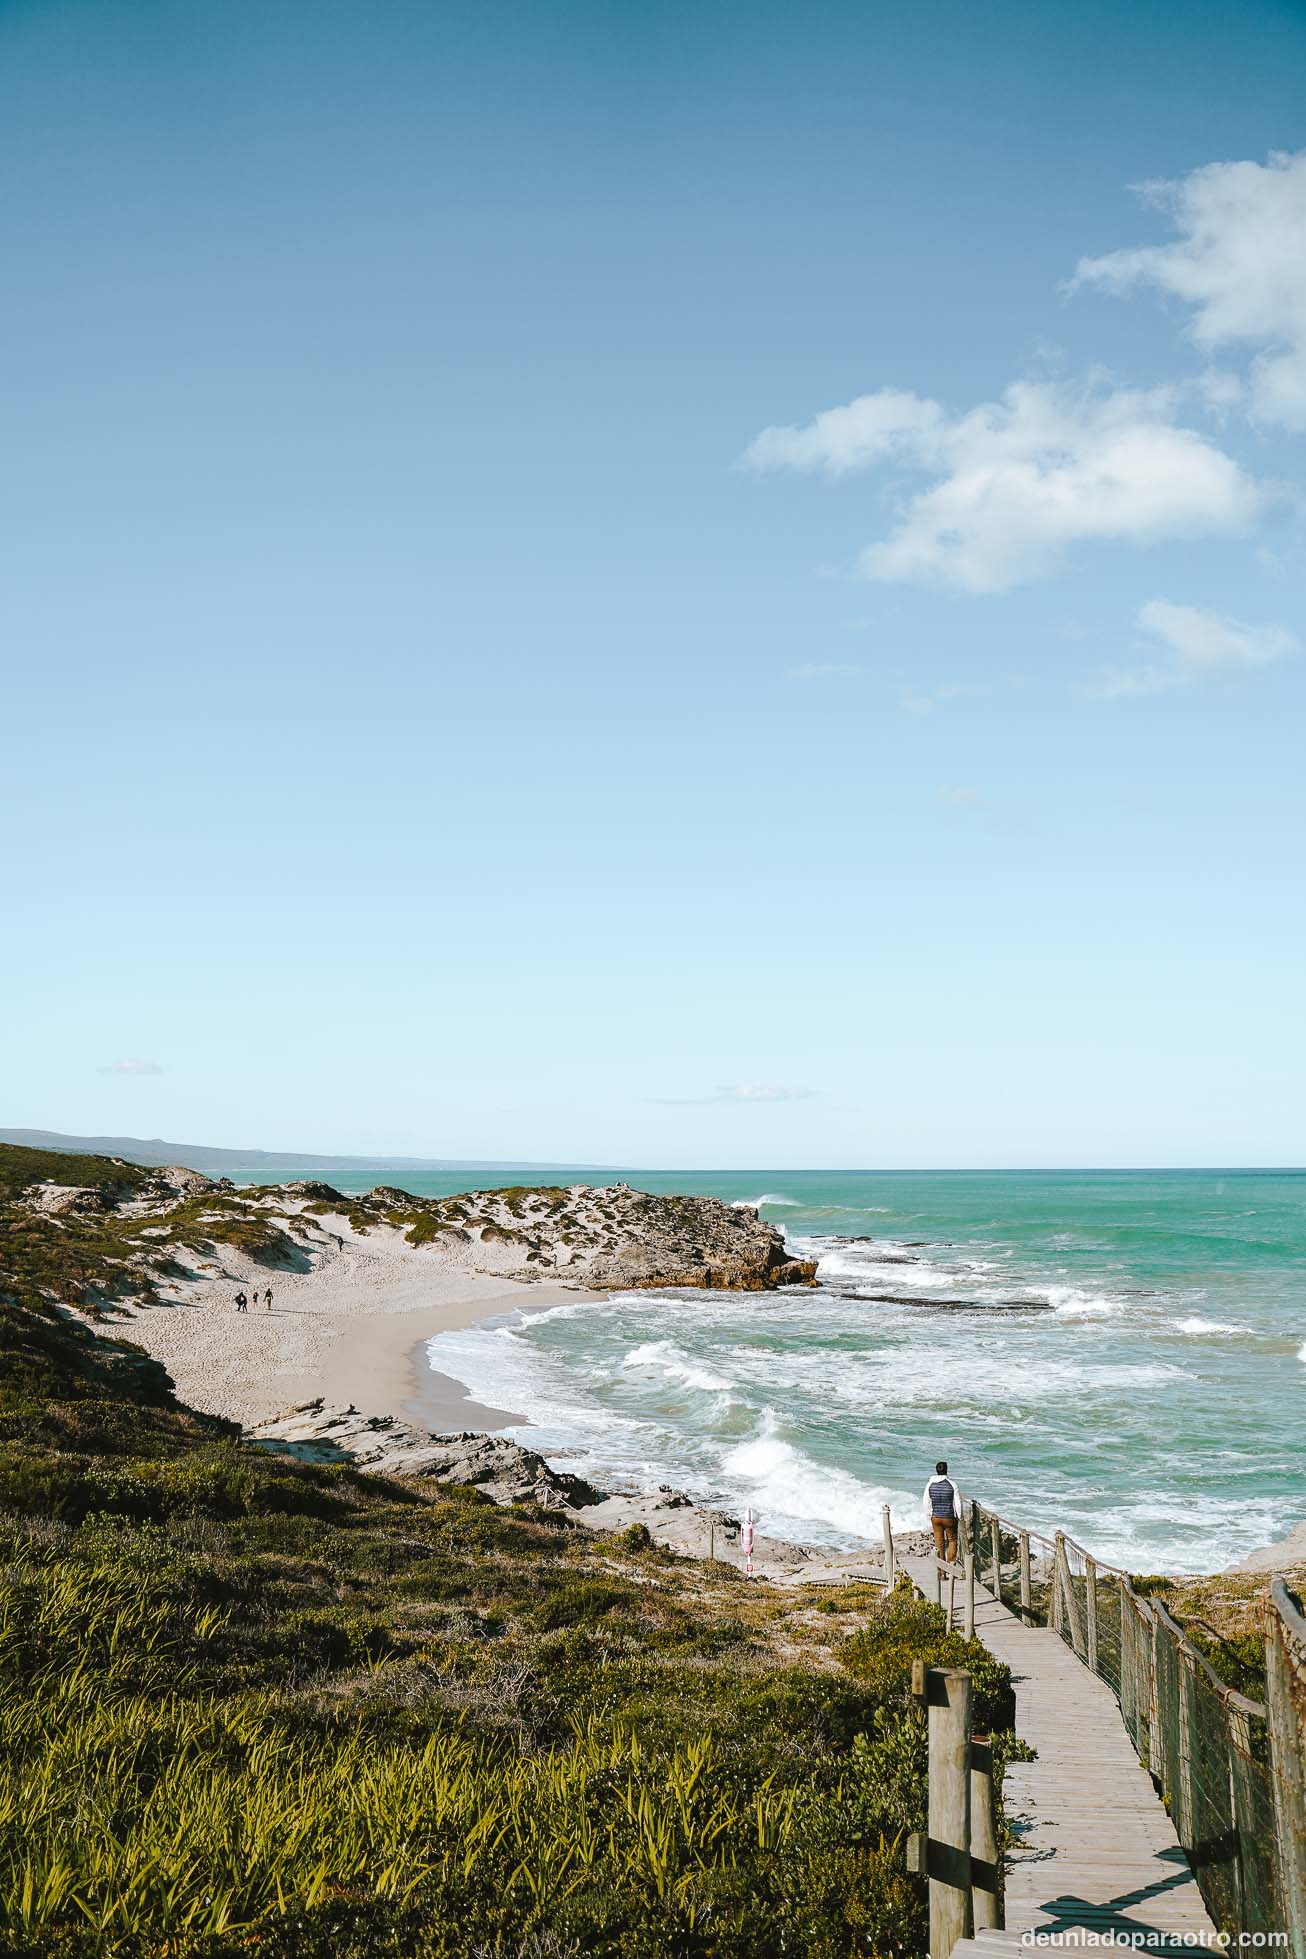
left=923, top=1460, right=960, bottom=1563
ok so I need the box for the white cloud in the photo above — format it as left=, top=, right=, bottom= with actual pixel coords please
left=1139, top=597, right=1296, bottom=670
left=744, top=379, right=1262, bottom=593
left=1090, top=597, right=1298, bottom=698
left=937, top=787, right=988, bottom=811
left=1197, top=369, right=1245, bottom=414
left=652, top=1083, right=818, bottom=1106
left=746, top=389, right=944, bottom=475
left=900, top=682, right=986, bottom=714
left=1087, top=663, right=1179, bottom=701
left=788, top=661, right=859, bottom=680
left=1074, top=149, right=1306, bottom=429
left=98, top=1058, right=165, bottom=1076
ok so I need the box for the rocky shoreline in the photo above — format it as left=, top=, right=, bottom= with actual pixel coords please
left=251, top=1398, right=936, bottom=1585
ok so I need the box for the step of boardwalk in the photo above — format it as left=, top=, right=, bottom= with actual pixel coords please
left=900, top=1555, right=1215, bottom=1940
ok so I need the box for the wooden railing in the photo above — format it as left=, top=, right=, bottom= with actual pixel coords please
left=929, top=1493, right=1306, bottom=1948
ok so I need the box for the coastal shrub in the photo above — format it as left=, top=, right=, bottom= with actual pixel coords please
left=840, top=1590, right=1017, bottom=1732
left=0, top=1146, right=150, bottom=1202
left=0, top=1447, right=1013, bottom=1957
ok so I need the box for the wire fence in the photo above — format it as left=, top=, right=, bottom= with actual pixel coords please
left=962, top=1498, right=1306, bottom=1950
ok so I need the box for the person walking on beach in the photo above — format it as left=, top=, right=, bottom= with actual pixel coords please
left=923, top=1459, right=960, bottom=1562
left=234, top=1290, right=247, bottom=1314
left=264, top=1287, right=273, bottom=1311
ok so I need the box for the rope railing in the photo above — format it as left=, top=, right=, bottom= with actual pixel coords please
left=957, top=1496, right=1306, bottom=1948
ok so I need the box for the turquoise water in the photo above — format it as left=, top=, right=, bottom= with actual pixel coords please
left=229, top=1162, right=1304, bottom=1573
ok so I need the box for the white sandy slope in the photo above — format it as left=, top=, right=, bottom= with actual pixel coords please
left=99, top=1208, right=580, bottom=1432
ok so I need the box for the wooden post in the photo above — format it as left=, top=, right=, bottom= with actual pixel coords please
left=1175, top=1643, right=1196, bottom=1850
left=1227, top=1700, right=1254, bottom=1932
left=933, top=1559, right=942, bottom=1608
left=965, top=1537, right=976, bottom=1639
left=708, top=1518, right=715, bottom=1563
left=1018, top=1532, right=1031, bottom=1623
left=1050, top=1556, right=1064, bottom=1636
left=969, top=1734, right=1002, bottom=1932
left=1265, top=1583, right=1306, bottom=1959
left=1147, top=1604, right=1162, bottom=1776
left=1119, top=1580, right=1134, bottom=1734
left=947, top=1568, right=956, bottom=1630
left=1085, top=1555, right=1099, bottom=1676
left=926, top=1668, right=973, bottom=1959
left=882, top=1503, right=895, bottom=1588
left=1055, top=1533, right=1085, bottom=1659
left=989, top=1514, right=1001, bottom=1601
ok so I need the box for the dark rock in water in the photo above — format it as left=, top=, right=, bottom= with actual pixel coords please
left=854, top=1291, right=1052, bottom=1314
left=855, top=1292, right=980, bottom=1308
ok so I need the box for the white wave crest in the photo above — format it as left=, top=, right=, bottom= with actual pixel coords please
left=721, top=1410, right=916, bottom=1537
left=622, top=1340, right=731, bottom=1393
left=730, top=1192, right=799, bottom=1208
left=1042, top=1285, right=1129, bottom=1318
left=1170, top=1316, right=1251, bottom=1336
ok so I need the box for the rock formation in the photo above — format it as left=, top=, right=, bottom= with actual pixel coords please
left=252, top=1400, right=603, bottom=1508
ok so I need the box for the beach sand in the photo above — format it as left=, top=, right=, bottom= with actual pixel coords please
left=102, top=1212, right=579, bottom=1433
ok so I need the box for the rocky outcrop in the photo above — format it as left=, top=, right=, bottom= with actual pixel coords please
left=580, top=1193, right=817, bottom=1291
left=251, top=1400, right=603, bottom=1509
left=340, top=1182, right=818, bottom=1292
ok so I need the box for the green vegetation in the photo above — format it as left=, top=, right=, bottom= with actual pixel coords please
left=1130, top=1573, right=1274, bottom=1699
left=0, top=1143, right=1023, bottom=1955
left=0, top=1146, right=151, bottom=1203
left=0, top=1145, right=358, bottom=1329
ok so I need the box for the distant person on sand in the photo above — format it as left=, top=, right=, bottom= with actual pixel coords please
left=264, top=1287, right=273, bottom=1311
left=234, top=1291, right=247, bottom=1313
left=923, top=1459, right=960, bottom=1562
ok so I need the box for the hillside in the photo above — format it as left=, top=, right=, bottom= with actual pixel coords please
left=0, top=1155, right=1019, bottom=1957
left=0, top=1128, right=604, bottom=1176
left=0, top=1143, right=816, bottom=1313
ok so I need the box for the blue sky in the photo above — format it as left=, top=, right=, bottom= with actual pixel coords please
left=3, top=0, right=1304, bottom=1167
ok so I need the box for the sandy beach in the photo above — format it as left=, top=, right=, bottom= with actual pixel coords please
left=105, top=1208, right=579, bottom=1433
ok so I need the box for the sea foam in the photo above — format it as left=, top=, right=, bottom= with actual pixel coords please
left=721, top=1410, right=916, bottom=1537
left=1170, top=1315, right=1251, bottom=1336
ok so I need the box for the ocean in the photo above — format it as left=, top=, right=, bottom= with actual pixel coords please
left=233, top=1162, right=1305, bottom=1575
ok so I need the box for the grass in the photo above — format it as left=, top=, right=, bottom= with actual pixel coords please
left=1128, top=1572, right=1294, bottom=1699
left=0, top=1472, right=1016, bottom=1957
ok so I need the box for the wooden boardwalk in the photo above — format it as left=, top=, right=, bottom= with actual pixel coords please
left=900, top=1555, right=1216, bottom=1950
